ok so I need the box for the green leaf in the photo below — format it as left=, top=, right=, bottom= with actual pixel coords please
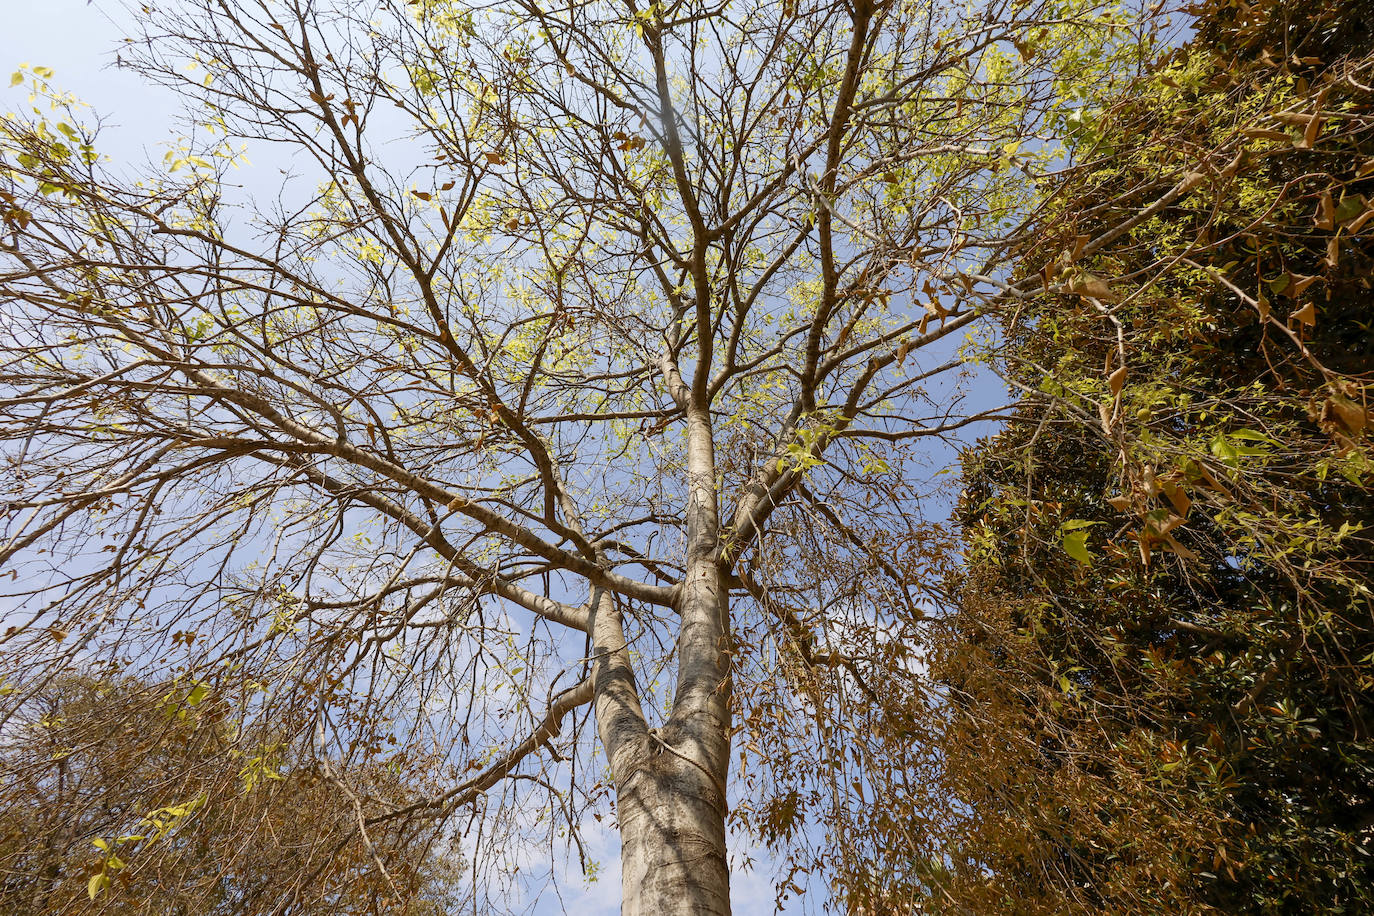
left=1062, top=530, right=1093, bottom=565
left=1209, top=434, right=1234, bottom=460
left=185, top=683, right=209, bottom=707
left=1208, top=433, right=1266, bottom=464
left=88, top=871, right=108, bottom=900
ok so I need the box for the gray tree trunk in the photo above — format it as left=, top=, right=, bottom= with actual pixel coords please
left=589, top=405, right=734, bottom=914
left=616, top=739, right=731, bottom=916
left=589, top=576, right=733, bottom=916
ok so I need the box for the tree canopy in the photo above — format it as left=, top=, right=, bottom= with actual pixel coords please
left=0, top=674, right=463, bottom=914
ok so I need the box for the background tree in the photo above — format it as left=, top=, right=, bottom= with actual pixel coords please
left=0, top=0, right=1156, bottom=911
left=0, top=675, right=463, bottom=915
left=920, top=0, right=1374, bottom=911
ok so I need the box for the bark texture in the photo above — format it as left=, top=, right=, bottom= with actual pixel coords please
left=617, top=742, right=731, bottom=916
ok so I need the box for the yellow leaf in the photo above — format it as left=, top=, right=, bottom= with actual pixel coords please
left=1062, top=530, right=1093, bottom=565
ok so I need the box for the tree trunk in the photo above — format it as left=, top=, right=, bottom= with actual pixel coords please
left=589, top=400, right=734, bottom=914
left=610, top=405, right=733, bottom=914
left=616, top=740, right=731, bottom=916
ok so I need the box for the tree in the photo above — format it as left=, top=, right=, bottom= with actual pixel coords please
left=922, top=0, right=1374, bottom=910
left=0, top=675, right=463, bottom=915
left=0, top=0, right=1152, bottom=911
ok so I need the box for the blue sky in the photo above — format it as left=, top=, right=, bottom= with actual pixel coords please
left=2, top=1, right=172, bottom=158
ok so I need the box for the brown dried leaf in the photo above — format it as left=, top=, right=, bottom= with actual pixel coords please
left=1314, top=190, right=1335, bottom=230
left=1324, top=394, right=1369, bottom=437
left=1346, top=203, right=1374, bottom=236
left=1066, top=273, right=1121, bottom=303
left=894, top=338, right=913, bottom=366
left=1070, top=234, right=1089, bottom=262
left=1106, top=495, right=1133, bottom=513
left=1242, top=127, right=1291, bottom=142
left=1301, top=111, right=1323, bottom=148
left=1290, top=273, right=1318, bottom=295
left=1162, top=533, right=1198, bottom=561
left=1108, top=365, right=1127, bottom=398
left=1162, top=482, right=1191, bottom=518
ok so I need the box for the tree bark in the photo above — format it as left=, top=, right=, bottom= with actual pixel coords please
left=612, top=403, right=733, bottom=914
left=616, top=739, right=731, bottom=916
left=589, top=576, right=733, bottom=916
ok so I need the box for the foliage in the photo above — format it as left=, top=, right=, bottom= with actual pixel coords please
left=924, top=0, right=1374, bottom=911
